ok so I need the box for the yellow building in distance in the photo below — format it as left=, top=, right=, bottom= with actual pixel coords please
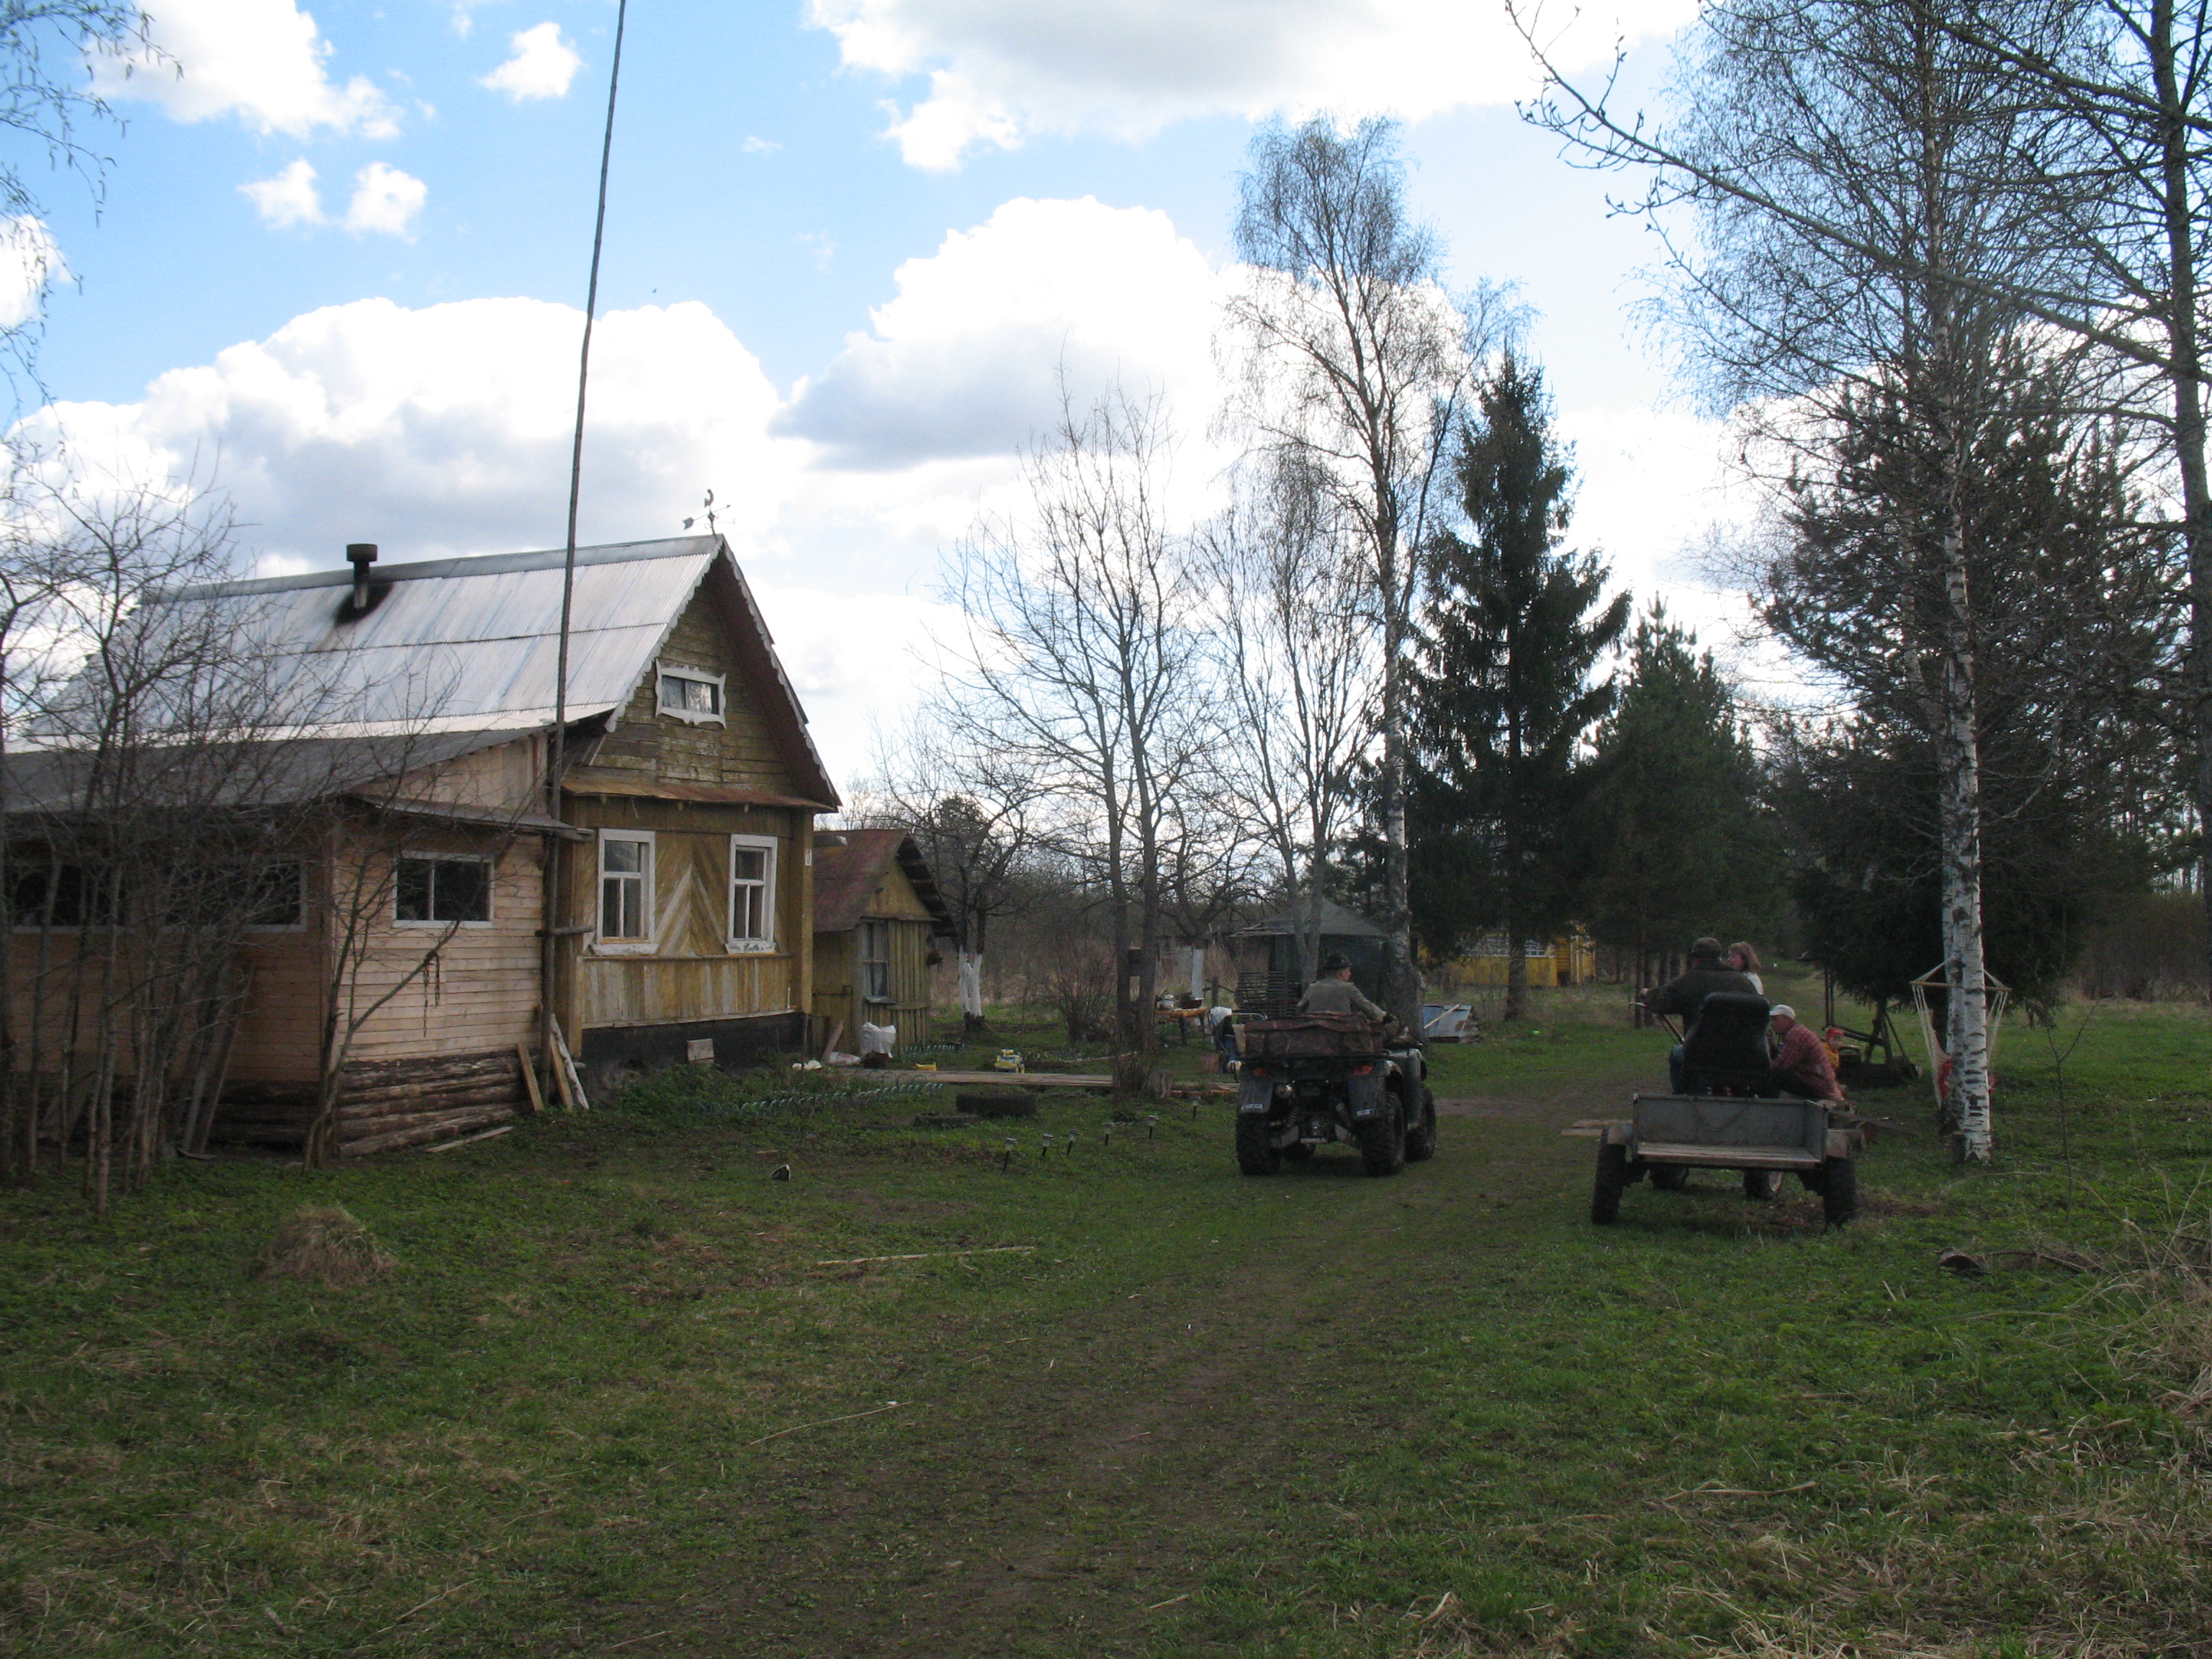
left=1431, top=931, right=1596, bottom=990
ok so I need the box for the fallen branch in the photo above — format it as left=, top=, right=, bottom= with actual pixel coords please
left=742, top=1400, right=906, bottom=1447
left=814, top=1246, right=1037, bottom=1265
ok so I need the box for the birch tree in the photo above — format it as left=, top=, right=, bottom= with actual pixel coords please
left=935, top=387, right=1208, bottom=1061
left=1516, top=0, right=2099, bottom=1159
left=1196, top=449, right=1376, bottom=986
left=1223, top=115, right=1505, bottom=1026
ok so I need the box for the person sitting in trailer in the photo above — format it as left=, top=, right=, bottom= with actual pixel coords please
left=1768, top=1004, right=1845, bottom=1102
left=1646, top=935, right=1761, bottom=1092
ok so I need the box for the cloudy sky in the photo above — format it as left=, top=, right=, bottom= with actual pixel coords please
left=30, top=0, right=1755, bottom=785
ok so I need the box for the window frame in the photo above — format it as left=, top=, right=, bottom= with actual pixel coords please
left=858, top=917, right=891, bottom=1004
left=8, top=859, right=122, bottom=932
left=242, top=862, right=307, bottom=932
left=392, top=853, right=495, bottom=929
left=656, top=659, right=727, bottom=727
left=595, top=830, right=656, bottom=953
left=726, top=832, right=777, bottom=953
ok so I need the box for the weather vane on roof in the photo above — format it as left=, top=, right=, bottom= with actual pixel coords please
left=683, top=489, right=717, bottom=535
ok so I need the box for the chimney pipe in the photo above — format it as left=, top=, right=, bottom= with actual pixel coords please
left=346, top=543, right=378, bottom=613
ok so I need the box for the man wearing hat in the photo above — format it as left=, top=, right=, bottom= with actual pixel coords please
left=1646, top=935, right=1761, bottom=1092
left=1768, top=1004, right=1845, bottom=1102
left=1298, top=950, right=1387, bottom=1019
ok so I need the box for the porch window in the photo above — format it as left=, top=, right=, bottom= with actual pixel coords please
left=657, top=661, right=726, bottom=727
left=728, top=834, right=775, bottom=952
left=395, top=855, right=491, bottom=925
left=598, top=832, right=653, bottom=943
left=9, top=862, right=118, bottom=929
left=859, top=919, right=891, bottom=1002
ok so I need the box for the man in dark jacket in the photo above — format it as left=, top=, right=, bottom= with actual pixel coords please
left=1647, top=935, right=1761, bottom=1092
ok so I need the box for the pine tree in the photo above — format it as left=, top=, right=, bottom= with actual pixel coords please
left=1411, top=356, right=1629, bottom=1020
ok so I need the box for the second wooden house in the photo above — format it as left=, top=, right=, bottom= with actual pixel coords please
left=809, top=829, right=953, bottom=1054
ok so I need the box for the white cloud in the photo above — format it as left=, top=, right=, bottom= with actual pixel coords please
left=806, top=0, right=1701, bottom=168
left=0, top=218, right=64, bottom=329
left=22, top=295, right=799, bottom=566
left=480, top=22, right=581, bottom=102
left=742, top=135, right=781, bottom=154
left=240, top=158, right=323, bottom=227
left=776, top=197, right=1226, bottom=469
left=343, top=163, right=427, bottom=237
left=94, top=0, right=400, bottom=138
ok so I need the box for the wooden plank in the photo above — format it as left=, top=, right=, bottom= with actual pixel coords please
left=339, top=1107, right=517, bottom=1156
left=1635, top=1141, right=1822, bottom=1169
left=876, top=1068, right=1114, bottom=1089
left=516, top=1043, right=546, bottom=1114
left=424, top=1124, right=516, bottom=1154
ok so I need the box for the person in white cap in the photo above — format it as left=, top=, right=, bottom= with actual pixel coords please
left=1768, top=1004, right=1844, bottom=1102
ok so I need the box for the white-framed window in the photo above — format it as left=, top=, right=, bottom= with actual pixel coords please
left=859, top=918, right=891, bottom=1002
left=395, top=855, right=492, bottom=926
left=657, top=660, right=726, bottom=726
left=597, top=830, right=655, bottom=950
left=727, top=833, right=776, bottom=953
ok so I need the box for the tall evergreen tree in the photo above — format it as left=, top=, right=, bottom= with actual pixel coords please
left=1411, top=356, right=1629, bottom=1020
left=1583, top=606, right=1781, bottom=990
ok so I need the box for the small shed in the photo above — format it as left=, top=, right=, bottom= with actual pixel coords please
left=811, top=830, right=952, bottom=1052
left=1233, top=898, right=1390, bottom=1015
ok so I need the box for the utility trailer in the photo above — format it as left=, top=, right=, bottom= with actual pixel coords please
left=1591, top=1094, right=1859, bottom=1226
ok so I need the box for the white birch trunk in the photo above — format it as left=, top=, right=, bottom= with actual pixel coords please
left=956, top=950, right=984, bottom=1020
left=1938, top=502, right=1994, bottom=1161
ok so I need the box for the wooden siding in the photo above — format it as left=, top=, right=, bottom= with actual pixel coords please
left=812, top=917, right=933, bottom=1050
left=581, top=575, right=804, bottom=793
left=556, top=799, right=813, bottom=1036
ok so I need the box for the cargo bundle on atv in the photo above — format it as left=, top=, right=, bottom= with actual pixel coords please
left=1235, top=1012, right=1435, bottom=1177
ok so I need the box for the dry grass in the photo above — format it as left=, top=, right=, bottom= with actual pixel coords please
left=251, top=1205, right=393, bottom=1287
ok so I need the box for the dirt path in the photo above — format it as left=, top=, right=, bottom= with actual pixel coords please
left=617, top=1056, right=1654, bottom=1658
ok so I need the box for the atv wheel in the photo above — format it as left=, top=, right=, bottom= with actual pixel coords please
left=1649, top=1165, right=1689, bottom=1192
left=1357, top=1098, right=1406, bottom=1177
left=1404, top=1087, right=1439, bottom=1162
left=1742, top=1169, right=1783, bottom=1201
left=1592, top=1141, right=1627, bottom=1223
left=1820, top=1156, right=1858, bottom=1225
left=1235, top=1114, right=1282, bottom=1177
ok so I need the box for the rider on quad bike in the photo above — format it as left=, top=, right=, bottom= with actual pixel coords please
left=1234, top=954, right=1436, bottom=1177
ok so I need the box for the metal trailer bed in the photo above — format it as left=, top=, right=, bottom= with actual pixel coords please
left=1591, top=1094, right=1860, bottom=1226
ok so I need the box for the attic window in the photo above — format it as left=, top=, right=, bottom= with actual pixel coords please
left=657, top=661, right=725, bottom=727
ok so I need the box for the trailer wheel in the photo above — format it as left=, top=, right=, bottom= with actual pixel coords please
left=1357, top=1098, right=1406, bottom=1177
left=1742, top=1169, right=1783, bottom=1201
left=1649, top=1165, right=1689, bottom=1192
left=1820, top=1156, right=1857, bottom=1225
left=1235, top=1114, right=1282, bottom=1177
left=1404, top=1087, right=1439, bottom=1162
left=1592, top=1141, right=1627, bottom=1223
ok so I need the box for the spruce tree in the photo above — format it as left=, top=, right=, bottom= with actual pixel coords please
left=1583, top=607, right=1781, bottom=992
left=1411, top=356, right=1629, bottom=1020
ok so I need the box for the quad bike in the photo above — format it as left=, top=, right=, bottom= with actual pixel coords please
left=1233, top=1012, right=1436, bottom=1177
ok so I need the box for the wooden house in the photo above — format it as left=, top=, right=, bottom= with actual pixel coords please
left=809, top=830, right=952, bottom=1053
left=4, top=535, right=838, bottom=1155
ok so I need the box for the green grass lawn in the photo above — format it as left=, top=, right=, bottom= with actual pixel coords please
left=3, top=989, right=2209, bottom=1656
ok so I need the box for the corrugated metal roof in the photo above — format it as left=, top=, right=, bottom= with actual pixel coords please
left=811, top=829, right=954, bottom=934
left=152, top=536, right=721, bottom=738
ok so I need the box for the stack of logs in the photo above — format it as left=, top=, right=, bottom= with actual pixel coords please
left=336, top=1049, right=529, bottom=1156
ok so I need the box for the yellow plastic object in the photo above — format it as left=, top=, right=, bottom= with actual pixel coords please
left=993, top=1050, right=1025, bottom=1073
left=915, top=1062, right=938, bottom=1072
